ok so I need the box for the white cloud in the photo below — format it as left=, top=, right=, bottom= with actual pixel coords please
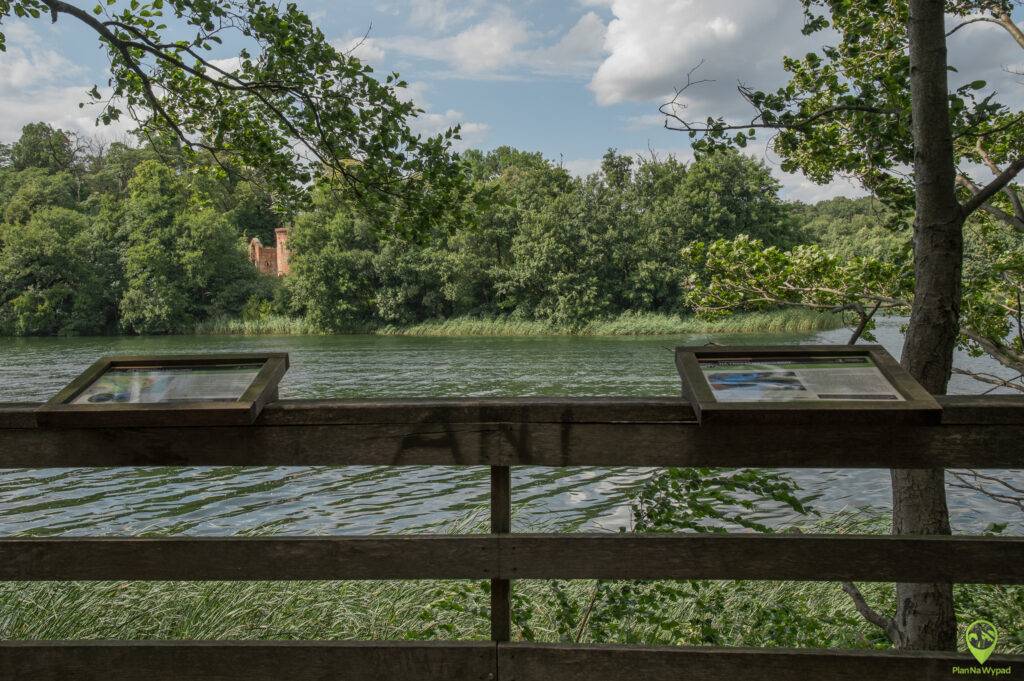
left=625, top=113, right=669, bottom=130
left=396, top=81, right=490, bottom=151
left=335, top=36, right=387, bottom=63
left=383, top=7, right=607, bottom=79
left=0, top=23, right=133, bottom=142
left=0, top=85, right=135, bottom=142
left=945, top=15, right=1024, bottom=115
left=407, top=0, right=486, bottom=33
left=396, top=80, right=433, bottom=107
left=0, top=23, right=81, bottom=89
left=729, top=137, right=868, bottom=202
left=411, top=108, right=490, bottom=150
left=208, top=56, right=242, bottom=73
left=527, top=12, right=607, bottom=76
left=781, top=175, right=866, bottom=203
left=588, top=4, right=1024, bottom=166
left=385, top=8, right=530, bottom=75
left=562, top=157, right=604, bottom=177
left=447, top=10, right=529, bottom=73
left=589, top=0, right=820, bottom=113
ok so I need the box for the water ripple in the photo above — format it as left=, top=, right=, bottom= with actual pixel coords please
left=1, top=317, right=1020, bottom=536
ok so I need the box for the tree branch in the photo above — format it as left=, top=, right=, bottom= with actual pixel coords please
left=843, top=300, right=882, bottom=345
left=962, top=156, right=1024, bottom=217
left=841, top=582, right=898, bottom=643
left=994, top=8, right=1024, bottom=50
left=35, top=0, right=411, bottom=217
left=961, top=326, right=1024, bottom=373
left=946, top=16, right=1001, bottom=38
left=975, top=138, right=1024, bottom=221
left=956, top=173, right=1024, bottom=232
left=659, top=63, right=897, bottom=135
left=949, top=469, right=1024, bottom=511
left=951, top=367, right=1024, bottom=393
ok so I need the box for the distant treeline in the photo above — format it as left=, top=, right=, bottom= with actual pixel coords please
left=0, top=123, right=905, bottom=336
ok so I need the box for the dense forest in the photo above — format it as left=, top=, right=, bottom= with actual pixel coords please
left=0, top=122, right=904, bottom=336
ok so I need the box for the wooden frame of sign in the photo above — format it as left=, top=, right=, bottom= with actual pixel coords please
left=675, top=345, right=942, bottom=424
left=36, top=353, right=289, bottom=428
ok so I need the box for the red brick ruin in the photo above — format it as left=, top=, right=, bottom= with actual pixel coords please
left=249, top=227, right=290, bottom=276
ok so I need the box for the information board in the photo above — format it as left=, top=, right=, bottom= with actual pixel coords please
left=37, top=353, right=289, bottom=427
left=699, top=355, right=904, bottom=403
left=71, top=364, right=263, bottom=405
left=675, top=345, right=941, bottom=424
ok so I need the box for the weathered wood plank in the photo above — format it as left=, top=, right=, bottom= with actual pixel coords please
left=509, top=421, right=1024, bottom=467
left=2, top=534, right=1021, bottom=583
left=4, top=395, right=1024, bottom=427
left=0, top=641, right=495, bottom=681
left=0, top=396, right=1021, bottom=468
left=0, top=536, right=497, bottom=581
left=4, top=641, right=1022, bottom=681
left=498, top=643, right=1024, bottom=681
left=3, top=419, right=1023, bottom=467
left=503, top=534, right=1024, bottom=583
left=0, top=397, right=698, bottom=428
left=0, top=422, right=510, bottom=467
left=937, top=394, right=1024, bottom=424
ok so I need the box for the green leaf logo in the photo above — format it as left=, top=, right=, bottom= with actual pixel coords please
left=965, top=619, right=998, bottom=665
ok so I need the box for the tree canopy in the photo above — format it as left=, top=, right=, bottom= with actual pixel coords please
left=661, top=0, right=1023, bottom=219
left=0, top=0, right=466, bottom=233
left=0, top=127, right=811, bottom=335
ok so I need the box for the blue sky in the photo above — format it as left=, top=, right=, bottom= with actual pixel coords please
left=3, top=1, right=1024, bottom=201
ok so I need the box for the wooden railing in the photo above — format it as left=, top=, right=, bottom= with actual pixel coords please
left=0, top=395, right=1022, bottom=680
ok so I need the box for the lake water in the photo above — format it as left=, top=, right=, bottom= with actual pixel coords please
left=0, top=316, right=1020, bottom=536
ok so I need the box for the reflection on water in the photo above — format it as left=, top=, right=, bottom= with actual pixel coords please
left=0, top=316, right=1020, bottom=535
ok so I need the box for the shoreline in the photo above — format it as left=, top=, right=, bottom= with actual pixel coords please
left=190, top=309, right=844, bottom=338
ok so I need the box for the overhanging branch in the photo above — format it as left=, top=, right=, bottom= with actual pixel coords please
left=962, top=157, right=1024, bottom=217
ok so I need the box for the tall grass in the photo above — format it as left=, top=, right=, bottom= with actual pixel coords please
left=385, top=310, right=843, bottom=337
left=2, top=511, right=1018, bottom=651
left=197, top=309, right=843, bottom=337
left=376, top=318, right=557, bottom=337
left=584, top=309, right=843, bottom=336
left=193, top=315, right=328, bottom=336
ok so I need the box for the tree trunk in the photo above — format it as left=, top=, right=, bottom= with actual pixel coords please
left=894, top=0, right=963, bottom=651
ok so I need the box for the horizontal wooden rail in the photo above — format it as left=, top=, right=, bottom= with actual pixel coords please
left=501, top=534, right=1024, bottom=583
left=498, top=643, right=1024, bottom=681
left=1, top=395, right=1023, bottom=467
left=1, top=641, right=1021, bottom=681
left=2, top=534, right=1021, bottom=583
left=0, top=641, right=495, bottom=681
left=0, top=536, right=492, bottom=581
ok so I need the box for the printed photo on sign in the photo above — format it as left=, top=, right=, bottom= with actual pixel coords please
left=705, top=370, right=813, bottom=402
left=700, top=356, right=905, bottom=403
left=72, top=365, right=262, bottom=405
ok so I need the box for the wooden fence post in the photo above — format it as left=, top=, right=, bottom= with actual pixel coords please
left=490, top=465, right=512, bottom=642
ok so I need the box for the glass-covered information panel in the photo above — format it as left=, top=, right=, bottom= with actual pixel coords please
left=37, top=353, right=289, bottom=427
left=675, top=345, right=941, bottom=424
left=698, top=355, right=905, bottom=403
left=71, top=364, right=263, bottom=405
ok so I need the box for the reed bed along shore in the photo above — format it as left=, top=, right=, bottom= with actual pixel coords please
left=192, top=315, right=328, bottom=336
left=194, top=309, right=843, bottom=337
